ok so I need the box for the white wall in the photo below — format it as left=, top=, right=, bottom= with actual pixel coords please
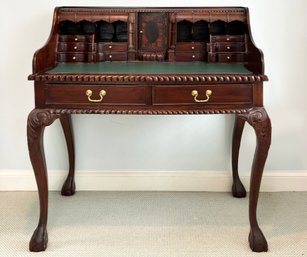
left=0, top=0, right=307, bottom=190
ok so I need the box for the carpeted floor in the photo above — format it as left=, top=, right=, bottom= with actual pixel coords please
left=0, top=191, right=306, bottom=257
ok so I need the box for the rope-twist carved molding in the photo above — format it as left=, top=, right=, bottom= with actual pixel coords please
left=47, top=108, right=249, bottom=115
left=28, top=74, right=267, bottom=83
left=26, top=107, right=250, bottom=153
left=59, top=7, right=246, bottom=14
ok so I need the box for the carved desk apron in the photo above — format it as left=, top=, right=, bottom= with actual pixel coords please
left=28, top=6, right=271, bottom=253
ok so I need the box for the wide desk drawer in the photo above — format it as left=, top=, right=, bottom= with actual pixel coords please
left=45, top=85, right=147, bottom=105
left=153, top=85, right=252, bottom=105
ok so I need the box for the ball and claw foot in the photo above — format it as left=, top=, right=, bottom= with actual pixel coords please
left=232, top=178, right=247, bottom=198
left=249, top=227, right=268, bottom=252
left=61, top=176, right=76, bottom=196
left=29, top=226, right=48, bottom=252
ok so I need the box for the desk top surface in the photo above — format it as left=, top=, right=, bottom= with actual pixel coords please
left=47, top=62, right=253, bottom=75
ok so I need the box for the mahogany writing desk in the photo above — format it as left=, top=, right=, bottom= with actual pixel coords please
left=28, top=7, right=271, bottom=252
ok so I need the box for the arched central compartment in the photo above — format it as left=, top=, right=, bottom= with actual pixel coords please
left=138, top=12, right=168, bottom=61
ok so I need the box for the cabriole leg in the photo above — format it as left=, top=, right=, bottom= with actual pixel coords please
left=60, top=114, right=76, bottom=196
left=231, top=115, right=247, bottom=198
left=27, top=109, right=59, bottom=252
left=239, top=107, right=271, bottom=252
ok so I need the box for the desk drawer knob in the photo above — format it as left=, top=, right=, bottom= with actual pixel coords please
left=191, top=89, right=212, bottom=103
left=86, top=89, right=106, bottom=103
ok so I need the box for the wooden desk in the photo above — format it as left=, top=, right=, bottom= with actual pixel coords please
left=28, top=6, right=271, bottom=252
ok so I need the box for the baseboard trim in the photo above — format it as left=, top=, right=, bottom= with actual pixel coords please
left=0, top=170, right=306, bottom=191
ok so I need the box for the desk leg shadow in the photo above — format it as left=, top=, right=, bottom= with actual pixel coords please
left=235, top=107, right=271, bottom=252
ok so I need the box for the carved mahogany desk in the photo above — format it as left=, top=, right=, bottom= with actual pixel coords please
left=28, top=6, right=271, bottom=252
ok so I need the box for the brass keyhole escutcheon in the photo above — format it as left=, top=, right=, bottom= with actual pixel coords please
left=191, top=89, right=212, bottom=103
left=86, top=89, right=106, bottom=103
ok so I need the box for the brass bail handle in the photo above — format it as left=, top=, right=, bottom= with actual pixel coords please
left=86, top=89, right=106, bottom=103
left=191, top=89, right=212, bottom=103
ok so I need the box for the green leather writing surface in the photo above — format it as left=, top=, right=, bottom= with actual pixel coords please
left=47, top=62, right=253, bottom=75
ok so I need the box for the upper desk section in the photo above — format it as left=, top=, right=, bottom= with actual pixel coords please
left=30, top=7, right=267, bottom=82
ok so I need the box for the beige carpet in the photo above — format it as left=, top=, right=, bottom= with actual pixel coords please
left=0, top=191, right=306, bottom=256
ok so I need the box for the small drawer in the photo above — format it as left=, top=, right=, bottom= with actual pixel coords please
left=210, top=35, right=245, bottom=43
left=57, top=53, right=95, bottom=62
left=97, top=42, right=128, bottom=52
left=57, top=42, right=96, bottom=52
left=58, top=35, right=95, bottom=43
left=176, top=42, right=205, bottom=52
left=153, top=85, right=252, bottom=105
left=207, top=53, right=244, bottom=63
left=217, top=53, right=245, bottom=62
left=97, top=52, right=128, bottom=61
left=207, top=43, right=245, bottom=52
left=175, top=52, right=205, bottom=61
left=45, top=85, right=147, bottom=105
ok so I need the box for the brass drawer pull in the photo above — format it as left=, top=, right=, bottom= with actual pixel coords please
left=191, top=89, right=212, bottom=103
left=86, top=89, right=106, bottom=102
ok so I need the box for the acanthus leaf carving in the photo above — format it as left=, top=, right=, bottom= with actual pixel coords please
left=238, top=107, right=271, bottom=148
left=27, top=109, right=60, bottom=153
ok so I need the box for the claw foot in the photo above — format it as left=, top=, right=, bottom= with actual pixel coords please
left=61, top=176, right=76, bottom=196
left=232, top=178, right=246, bottom=198
left=29, top=226, right=48, bottom=252
left=249, top=227, right=268, bottom=252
